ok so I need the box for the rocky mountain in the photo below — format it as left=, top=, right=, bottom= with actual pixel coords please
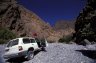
left=75, top=0, right=96, bottom=44
left=54, top=20, right=75, bottom=30
left=53, top=20, right=75, bottom=39
left=0, top=0, right=75, bottom=42
left=0, top=0, right=54, bottom=40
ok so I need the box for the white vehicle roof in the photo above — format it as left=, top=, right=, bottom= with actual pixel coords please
left=9, top=37, right=35, bottom=41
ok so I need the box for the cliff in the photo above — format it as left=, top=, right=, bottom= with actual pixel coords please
left=0, top=0, right=53, bottom=40
left=75, top=0, right=96, bottom=44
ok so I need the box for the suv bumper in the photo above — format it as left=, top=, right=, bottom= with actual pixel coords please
left=3, top=51, right=27, bottom=59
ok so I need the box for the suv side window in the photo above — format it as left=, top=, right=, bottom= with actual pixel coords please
left=23, top=38, right=30, bottom=44
left=35, top=38, right=40, bottom=43
left=30, top=39, right=36, bottom=43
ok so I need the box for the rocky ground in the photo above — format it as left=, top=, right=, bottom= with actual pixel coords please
left=0, top=43, right=96, bottom=63
left=0, top=45, right=6, bottom=63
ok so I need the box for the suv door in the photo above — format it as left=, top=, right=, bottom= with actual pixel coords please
left=30, top=39, right=38, bottom=49
left=22, top=38, right=32, bottom=51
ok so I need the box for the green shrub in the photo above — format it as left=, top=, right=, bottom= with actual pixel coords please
left=58, top=35, right=72, bottom=43
left=0, top=39, right=6, bottom=44
left=0, top=28, right=16, bottom=44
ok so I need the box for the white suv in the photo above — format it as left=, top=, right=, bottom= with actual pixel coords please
left=3, top=37, right=48, bottom=60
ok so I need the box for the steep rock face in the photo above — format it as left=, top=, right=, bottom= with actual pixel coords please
left=0, top=0, right=53, bottom=39
left=75, top=0, right=96, bottom=44
left=54, top=20, right=75, bottom=30
left=47, top=20, right=75, bottom=42
left=54, top=20, right=75, bottom=37
left=0, top=0, right=75, bottom=42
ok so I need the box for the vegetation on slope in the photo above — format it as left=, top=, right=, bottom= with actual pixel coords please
left=0, top=28, right=16, bottom=44
left=74, top=0, right=96, bottom=44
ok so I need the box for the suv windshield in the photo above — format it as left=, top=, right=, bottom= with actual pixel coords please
left=7, top=39, right=18, bottom=47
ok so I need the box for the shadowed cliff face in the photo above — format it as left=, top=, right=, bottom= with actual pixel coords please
left=75, top=0, right=96, bottom=44
left=0, top=0, right=53, bottom=39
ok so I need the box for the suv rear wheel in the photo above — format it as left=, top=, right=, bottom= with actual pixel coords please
left=26, top=50, right=34, bottom=60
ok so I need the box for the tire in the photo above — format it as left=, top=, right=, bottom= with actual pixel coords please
left=26, top=50, right=34, bottom=60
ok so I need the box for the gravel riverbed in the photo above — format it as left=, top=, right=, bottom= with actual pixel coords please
left=24, top=43, right=95, bottom=63
left=0, top=43, right=96, bottom=63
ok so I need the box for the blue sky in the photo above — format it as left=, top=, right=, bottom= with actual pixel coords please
left=17, top=0, right=87, bottom=26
